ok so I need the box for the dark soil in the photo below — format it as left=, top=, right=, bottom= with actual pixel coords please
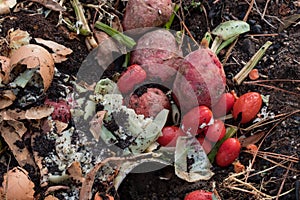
left=0, top=0, right=299, bottom=200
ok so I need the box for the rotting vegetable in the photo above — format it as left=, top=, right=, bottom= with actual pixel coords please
left=204, top=119, right=226, bottom=142
left=157, top=126, right=185, bottom=147
left=232, top=92, right=262, bottom=124
left=122, top=0, right=174, bottom=33
left=184, top=190, right=213, bottom=200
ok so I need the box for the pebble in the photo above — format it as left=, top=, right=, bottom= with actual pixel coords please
left=252, top=24, right=263, bottom=34
left=241, top=38, right=256, bottom=55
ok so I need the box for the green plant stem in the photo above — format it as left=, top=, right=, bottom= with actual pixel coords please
left=216, top=35, right=238, bottom=55
left=95, top=21, right=136, bottom=49
left=165, top=4, right=180, bottom=30
left=233, top=41, right=272, bottom=85
left=208, top=126, right=238, bottom=163
left=210, top=36, right=222, bottom=53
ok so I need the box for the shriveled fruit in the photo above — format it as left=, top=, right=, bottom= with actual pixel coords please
left=184, top=190, right=213, bottom=200
left=157, top=126, right=185, bottom=147
left=181, top=106, right=213, bottom=135
left=197, top=137, right=212, bottom=154
left=232, top=92, right=262, bottom=124
left=205, top=119, right=226, bottom=142
left=45, top=99, right=71, bottom=123
left=212, top=92, right=235, bottom=118
left=215, top=138, right=241, bottom=167
left=173, top=48, right=226, bottom=113
left=117, top=64, right=147, bottom=94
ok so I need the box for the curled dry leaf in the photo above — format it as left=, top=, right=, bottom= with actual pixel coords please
left=25, top=105, right=54, bottom=119
left=89, top=110, right=107, bottom=142
left=7, top=44, right=55, bottom=91
left=239, top=131, right=265, bottom=147
left=0, top=120, right=36, bottom=168
left=0, top=90, right=16, bottom=109
left=67, top=161, right=85, bottom=184
left=8, top=29, right=31, bottom=55
left=0, top=0, right=16, bottom=15
left=0, top=56, right=10, bottom=83
left=2, top=167, right=35, bottom=200
left=35, top=38, right=73, bottom=63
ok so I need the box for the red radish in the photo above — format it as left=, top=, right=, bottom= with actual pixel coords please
left=197, top=137, right=212, bottom=154
left=212, top=92, right=235, bottom=118
left=45, top=99, right=71, bottom=123
left=184, top=190, right=213, bottom=200
left=117, top=64, right=147, bottom=94
left=204, top=119, right=226, bottom=142
left=215, top=138, right=241, bottom=167
left=232, top=92, right=262, bottom=124
left=157, top=126, right=185, bottom=147
left=181, top=106, right=213, bottom=135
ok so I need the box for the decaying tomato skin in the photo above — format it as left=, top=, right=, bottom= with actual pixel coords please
left=181, top=106, right=213, bottom=135
left=157, top=126, right=185, bottom=147
left=184, top=190, right=213, bottom=200
left=117, top=64, right=147, bottom=94
left=212, top=92, right=235, bottom=118
left=215, top=138, right=241, bottom=167
left=204, top=119, right=226, bottom=142
left=232, top=92, right=262, bottom=124
left=45, top=99, right=71, bottom=123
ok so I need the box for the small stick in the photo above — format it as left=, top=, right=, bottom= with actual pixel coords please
left=275, top=162, right=292, bottom=200
left=243, top=82, right=300, bottom=96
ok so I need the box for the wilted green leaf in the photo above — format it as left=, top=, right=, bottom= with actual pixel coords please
left=212, top=20, right=250, bottom=40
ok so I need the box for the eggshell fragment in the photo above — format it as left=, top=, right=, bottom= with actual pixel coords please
left=8, top=44, right=55, bottom=91
left=0, top=56, right=10, bottom=83
left=0, top=90, right=16, bottom=109
left=25, top=105, right=54, bottom=120
left=2, top=167, right=35, bottom=200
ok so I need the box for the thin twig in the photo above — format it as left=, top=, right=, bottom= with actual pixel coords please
left=275, top=162, right=292, bottom=200
left=243, top=82, right=300, bottom=96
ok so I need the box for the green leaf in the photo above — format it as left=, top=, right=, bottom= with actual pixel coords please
left=212, top=20, right=250, bottom=40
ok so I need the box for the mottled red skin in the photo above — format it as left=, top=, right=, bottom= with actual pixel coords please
left=157, top=126, right=185, bottom=147
left=215, top=138, right=241, bottom=167
left=204, top=119, right=226, bottom=142
left=131, top=29, right=183, bottom=85
left=212, top=92, right=235, bottom=118
left=232, top=92, right=262, bottom=124
left=117, top=64, right=147, bottom=94
left=184, top=190, right=213, bottom=200
left=45, top=99, right=71, bottom=123
left=128, top=88, right=171, bottom=118
left=196, top=136, right=212, bottom=154
left=173, top=48, right=226, bottom=113
left=181, top=106, right=213, bottom=136
left=122, top=0, right=173, bottom=32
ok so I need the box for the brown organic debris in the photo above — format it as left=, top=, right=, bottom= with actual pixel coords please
left=67, top=161, right=85, bottom=184
left=2, top=167, right=35, bottom=200
left=0, top=90, right=16, bottom=109
left=25, top=105, right=54, bottom=120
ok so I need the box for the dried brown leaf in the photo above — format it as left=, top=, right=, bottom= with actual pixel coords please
left=67, top=161, right=85, bottom=184
left=279, top=14, right=300, bottom=32
left=0, top=109, right=26, bottom=120
left=3, top=167, right=35, bottom=200
left=239, top=131, right=265, bottom=147
left=35, top=38, right=73, bottom=56
left=0, top=56, right=10, bottom=83
left=89, top=111, right=107, bottom=142
left=28, top=0, right=65, bottom=11
left=6, top=120, right=27, bottom=138
left=25, top=105, right=54, bottom=119
left=0, top=121, right=36, bottom=168
left=0, top=90, right=16, bottom=109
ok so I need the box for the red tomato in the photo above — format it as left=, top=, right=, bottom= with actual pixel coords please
left=212, top=92, right=235, bottom=118
left=197, top=137, right=212, bottom=154
left=181, top=106, right=213, bottom=135
left=232, top=92, right=262, bottom=124
left=157, top=126, right=185, bottom=147
left=117, top=64, right=147, bottom=94
left=215, top=138, right=241, bottom=167
left=184, top=190, right=213, bottom=200
left=204, top=119, right=226, bottom=142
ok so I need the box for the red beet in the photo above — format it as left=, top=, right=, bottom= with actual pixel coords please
left=45, top=99, right=71, bottom=123
left=215, top=138, right=241, bottom=167
left=172, top=48, right=226, bottom=113
left=128, top=88, right=170, bottom=118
